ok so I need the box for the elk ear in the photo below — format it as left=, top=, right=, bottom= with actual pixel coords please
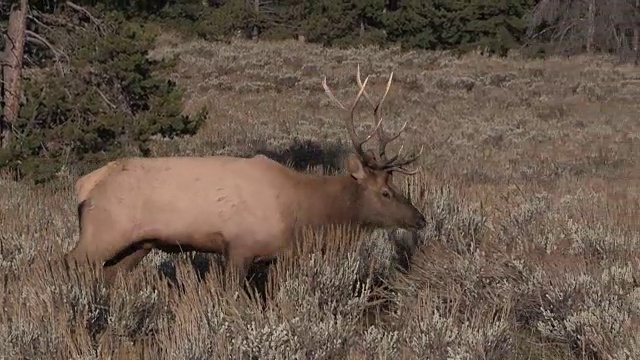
left=345, top=153, right=367, bottom=180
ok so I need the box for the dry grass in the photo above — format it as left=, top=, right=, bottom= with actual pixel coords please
left=1, top=35, right=639, bottom=359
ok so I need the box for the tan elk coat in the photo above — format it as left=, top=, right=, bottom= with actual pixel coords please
left=66, top=65, right=426, bottom=283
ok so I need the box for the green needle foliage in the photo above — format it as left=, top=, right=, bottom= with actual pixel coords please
left=0, top=9, right=207, bottom=183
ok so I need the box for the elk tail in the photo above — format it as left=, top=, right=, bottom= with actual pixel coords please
left=77, top=199, right=88, bottom=233
left=75, top=160, right=121, bottom=204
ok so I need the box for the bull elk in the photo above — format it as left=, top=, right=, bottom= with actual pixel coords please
left=65, top=65, right=426, bottom=284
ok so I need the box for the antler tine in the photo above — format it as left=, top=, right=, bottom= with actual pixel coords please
left=356, top=68, right=413, bottom=169
left=349, top=76, right=387, bottom=158
left=355, top=67, right=425, bottom=174
left=356, top=65, right=394, bottom=163
left=356, top=64, right=377, bottom=108
left=381, top=143, right=404, bottom=165
left=389, top=165, right=420, bottom=175
left=323, top=73, right=383, bottom=162
left=380, top=119, right=409, bottom=150
left=371, top=72, right=424, bottom=173
left=373, top=72, right=404, bottom=161
left=384, top=144, right=425, bottom=171
left=322, top=76, right=346, bottom=110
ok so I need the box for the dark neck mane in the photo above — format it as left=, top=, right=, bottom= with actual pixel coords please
left=287, top=172, right=361, bottom=229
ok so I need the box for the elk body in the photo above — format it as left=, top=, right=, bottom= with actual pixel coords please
left=65, top=66, right=426, bottom=283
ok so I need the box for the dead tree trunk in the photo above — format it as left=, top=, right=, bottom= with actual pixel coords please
left=635, top=0, right=640, bottom=64
left=1, top=0, right=28, bottom=149
left=585, top=0, right=595, bottom=53
left=251, top=0, right=259, bottom=41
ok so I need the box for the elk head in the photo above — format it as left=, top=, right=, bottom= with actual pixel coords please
left=322, top=65, right=426, bottom=230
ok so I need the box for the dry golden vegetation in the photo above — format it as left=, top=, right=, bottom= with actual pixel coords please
left=1, top=33, right=639, bottom=359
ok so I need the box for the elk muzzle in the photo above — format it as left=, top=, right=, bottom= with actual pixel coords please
left=414, top=214, right=426, bottom=230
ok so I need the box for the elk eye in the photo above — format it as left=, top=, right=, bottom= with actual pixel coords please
left=382, top=189, right=391, bottom=198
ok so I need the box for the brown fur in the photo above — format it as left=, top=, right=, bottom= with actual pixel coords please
left=65, top=66, right=427, bottom=284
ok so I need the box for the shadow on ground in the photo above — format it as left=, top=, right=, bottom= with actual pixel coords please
left=254, top=138, right=347, bottom=173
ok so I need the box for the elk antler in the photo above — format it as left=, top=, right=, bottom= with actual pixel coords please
left=322, top=73, right=385, bottom=164
left=354, top=65, right=424, bottom=175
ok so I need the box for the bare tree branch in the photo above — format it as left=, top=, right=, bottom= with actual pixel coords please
left=30, top=9, right=85, bottom=32
left=2, top=0, right=28, bottom=148
left=95, top=87, right=116, bottom=109
left=25, top=29, right=68, bottom=75
left=64, top=1, right=105, bottom=34
left=26, top=14, right=53, bottom=33
left=527, top=0, right=639, bottom=59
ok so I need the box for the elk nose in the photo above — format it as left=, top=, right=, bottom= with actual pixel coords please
left=415, top=215, right=426, bottom=230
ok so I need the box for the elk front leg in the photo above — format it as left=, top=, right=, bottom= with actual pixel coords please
left=102, top=245, right=152, bottom=285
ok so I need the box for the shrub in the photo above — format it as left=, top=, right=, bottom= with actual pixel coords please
left=0, top=13, right=206, bottom=183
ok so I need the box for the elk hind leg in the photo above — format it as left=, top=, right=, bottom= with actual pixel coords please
left=64, top=239, right=102, bottom=270
left=65, top=211, right=134, bottom=283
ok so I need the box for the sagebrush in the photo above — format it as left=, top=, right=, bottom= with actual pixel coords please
left=1, top=38, right=639, bottom=359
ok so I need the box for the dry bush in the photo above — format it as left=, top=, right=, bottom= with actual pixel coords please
left=1, top=38, right=639, bottom=359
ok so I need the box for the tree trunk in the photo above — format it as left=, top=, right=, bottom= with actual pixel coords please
left=634, top=0, right=640, bottom=63
left=251, top=0, right=259, bottom=41
left=586, top=0, right=595, bottom=53
left=1, top=0, right=28, bottom=149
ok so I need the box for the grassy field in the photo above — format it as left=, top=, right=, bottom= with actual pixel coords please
left=1, top=34, right=639, bottom=359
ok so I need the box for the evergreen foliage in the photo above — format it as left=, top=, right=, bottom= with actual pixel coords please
left=1, top=5, right=207, bottom=183
left=142, top=0, right=537, bottom=52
